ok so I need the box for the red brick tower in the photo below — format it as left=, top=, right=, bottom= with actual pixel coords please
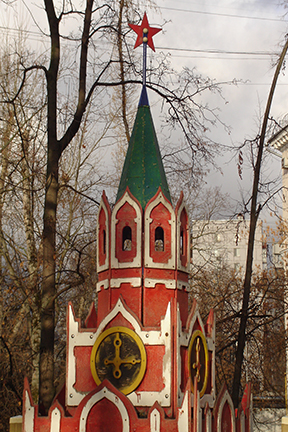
left=21, top=13, right=252, bottom=432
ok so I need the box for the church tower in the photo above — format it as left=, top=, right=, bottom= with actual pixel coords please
left=95, top=79, right=194, bottom=417
left=21, top=13, right=252, bottom=432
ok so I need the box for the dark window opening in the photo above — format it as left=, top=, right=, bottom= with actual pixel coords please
left=122, top=226, right=132, bottom=251
left=180, top=229, right=184, bottom=255
left=155, top=226, right=164, bottom=251
left=103, top=229, right=106, bottom=254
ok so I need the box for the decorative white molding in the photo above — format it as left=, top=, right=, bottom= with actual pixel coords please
left=110, top=277, right=141, bottom=288
left=177, top=390, right=189, bottom=432
left=201, top=393, right=216, bottom=410
left=150, top=408, right=160, bottom=432
left=179, top=304, right=206, bottom=348
left=96, top=279, right=109, bottom=292
left=66, top=305, right=97, bottom=407
left=97, top=197, right=110, bottom=272
left=144, top=190, right=176, bottom=269
left=111, top=191, right=142, bottom=269
left=79, top=386, right=129, bottom=432
left=24, top=391, right=34, bottom=432
left=217, top=390, right=236, bottom=432
left=205, top=408, right=212, bottom=432
left=50, top=407, right=61, bottom=432
left=94, top=298, right=145, bottom=340
left=145, top=278, right=176, bottom=289
left=176, top=305, right=183, bottom=406
left=269, top=125, right=288, bottom=152
left=176, top=280, right=190, bottom=291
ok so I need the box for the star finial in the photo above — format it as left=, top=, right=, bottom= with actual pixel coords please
left=129, top=12, right=161, bottom=52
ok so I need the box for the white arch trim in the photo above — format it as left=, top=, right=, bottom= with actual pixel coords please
left=50, top=407, right=61, bottom=432
left=217, top=390, right=236, bottom=432
left=144, top=190, right=176, bottom=269
left=176, top=198, right=190, bottom=272
left=177, top=390, right=189, bottom=432
left=97, top=197, right=110, bottom=272
left=79, top=386, right=129, bottom=432
left=111, top=191, right=142, bottom=269
left=150, top=408, right=160, bottom=432
left=23, top=390, right=34, bottom=432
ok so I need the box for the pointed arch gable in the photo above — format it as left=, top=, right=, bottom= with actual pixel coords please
left=79, top=385, right=130, bottom=432
left=97, top=191, right=111, bottom=272
left=176, top=193, right=190, bottom=272
left=186, top=300, right=206, bottom=337
left=203, top=403, right=212, bottom=432
left=214, top=385, right=236, bottom=432
left=144, top=188, right=176, bottom=269
left=23, top=378, right=35, bottom=432
left=111, top=189, right=142, bottom=269
left=178, top=301, right=215, bottom=408
left=149, top=407, right=162, bottom=432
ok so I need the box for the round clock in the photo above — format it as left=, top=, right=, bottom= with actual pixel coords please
left=90, top=326, right=147, bottom=395
left=188, top=330, right=209, bottom=397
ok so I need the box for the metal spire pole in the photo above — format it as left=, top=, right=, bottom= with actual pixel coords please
left=142, top=27, right=148, bottom=86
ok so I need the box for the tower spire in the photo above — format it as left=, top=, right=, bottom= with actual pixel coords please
left=116, top=14, right=171, bottom=208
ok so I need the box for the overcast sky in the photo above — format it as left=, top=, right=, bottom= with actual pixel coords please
left=2, top=0, right=288, bottom=223
left=146, top=0, right=288, bottom=222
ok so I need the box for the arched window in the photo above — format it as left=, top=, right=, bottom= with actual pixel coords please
left=103, top=229, right=106, bottom=255
left=179, top=207, right=188, bottom=268
left=122, top=226, right=132, bottom=251
left=145, top=192, right=175, bottom=268
left=180, top=228, right=184, bottom=255
left=97, top=205, right=109, bottom=270
left=155, top=226, right=164, bottom=251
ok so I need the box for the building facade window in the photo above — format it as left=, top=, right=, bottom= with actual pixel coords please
left=234, top=248, right=240, bottom=257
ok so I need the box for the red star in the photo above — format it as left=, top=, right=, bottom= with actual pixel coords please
left=129, top=12, right=161, bottom=52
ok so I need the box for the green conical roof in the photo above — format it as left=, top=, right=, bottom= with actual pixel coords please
left=116, top=87, right=171, bottom=208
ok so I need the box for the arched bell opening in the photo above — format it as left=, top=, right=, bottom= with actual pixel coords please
left=111, top=190, right=142, bottom=268
left=155, top=226, right=164, bottom=252
left=144, top=190, right=176, bottom=269
left=122, top=225, right=132, bottom=251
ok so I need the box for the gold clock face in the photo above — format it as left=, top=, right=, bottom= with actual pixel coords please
left=90, top=326, right=147, bottom=395
left=188, top=330, right=209, bottom=397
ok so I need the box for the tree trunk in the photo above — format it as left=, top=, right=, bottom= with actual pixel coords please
left=39, top=0, right=93, bottom=412
left=232, top=37, right=288, bottom=407
left=39, top=148, right=59, bottom=411
left=39, top=0, right=60, bottom=412
left=30, top=309, right=41, bottom=404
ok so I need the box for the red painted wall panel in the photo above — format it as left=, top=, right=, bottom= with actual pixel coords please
left=74, top=346, right=95, bottom=392
left=86, top=398, right=123, bottom=432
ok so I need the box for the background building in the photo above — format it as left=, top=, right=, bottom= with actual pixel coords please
left=269, top=124, right=288, bottom=432
left=192, top=216, right=265, bottom=274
